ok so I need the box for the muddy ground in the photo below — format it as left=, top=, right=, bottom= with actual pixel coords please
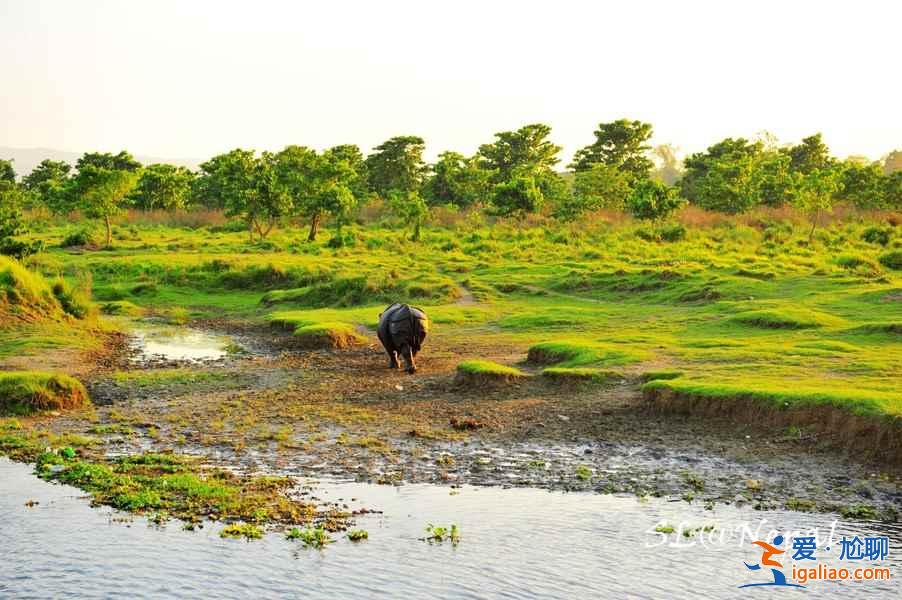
left=31, top=320, right=902, bottom=520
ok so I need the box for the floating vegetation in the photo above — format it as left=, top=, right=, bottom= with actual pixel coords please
left=423, top=523, right=460, bottom=545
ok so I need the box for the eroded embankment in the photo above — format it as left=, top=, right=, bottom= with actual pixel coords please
left=643, top=382, right=902, bottom=465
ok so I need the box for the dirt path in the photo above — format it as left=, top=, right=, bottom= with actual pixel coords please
left=455, top=284, right=477, bottom=306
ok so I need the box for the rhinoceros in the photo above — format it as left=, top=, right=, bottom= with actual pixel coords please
left=377, top=303, right=429, bottom=374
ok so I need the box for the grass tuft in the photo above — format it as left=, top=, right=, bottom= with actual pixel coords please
left=0, top=371, right=90, bottom=415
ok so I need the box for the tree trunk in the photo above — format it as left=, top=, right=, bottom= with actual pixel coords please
left=247, top=219, right=255, bottom=243
left=307, top=213, right=321, bottom=241
left=808, top=209, right=819, bottom=242
left=104, top=215, right=112, bottom=247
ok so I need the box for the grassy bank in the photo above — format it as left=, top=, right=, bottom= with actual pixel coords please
left=13, top=212, right=902, bottom=464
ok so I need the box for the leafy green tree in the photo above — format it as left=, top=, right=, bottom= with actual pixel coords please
left=73, top=169, right=140, bottom=247
left=626, top=179, right=684, bottom=222
left=66, top=151, right=142, bottom=246
left=388, top=189, right=429, bottom=241
left=836, top=160, right=886, bottom=208
left=791, top=168, right=843, bottom=240
left=365, top=136, right=427, bottom=197
left=884, top=172, right=902, bottom=209
left=556, top=163, right=631, bottom=218
left=478, top=124, right=563, bottom=216
left=196, top=149, right=290, bottom=242
left=276, top=145, right=360, bottom=241
left=680, top=138, right=793, bottom=212
left=0, top=159, right=15, bottom=184
left=77, top=151, right=142, bottom=173
left=786, top=133, right=833, bottom=174
left=327, top=144, right=370, bottom=202
left=130, top=164, right=195, bottom=210
left=680, top=138, right=760, bottom=207
left=423, top=151, right=491, bottom=208
left=0, top=180, right=44, bottom=259
left=478, top=123, right=561, bottom=183
left=22, top=159, right=72, bottom=212
left=570, top=119, right=654, bottom=180
left=489, top=173, right=544, bottom=218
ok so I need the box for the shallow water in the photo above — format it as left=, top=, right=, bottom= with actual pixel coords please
left=128, top=322, right=235, bottom=362
left=1, top=458, right=899, bottom=599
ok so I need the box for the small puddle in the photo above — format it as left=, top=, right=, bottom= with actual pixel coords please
left=2, top=458, right=899, bottom=598
left=127, top=322, right=237, bottom=363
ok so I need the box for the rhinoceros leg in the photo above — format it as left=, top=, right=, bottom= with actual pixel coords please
left=400, top=343, right=416, bottom=374
left=388, top=351, right=400, bottom=369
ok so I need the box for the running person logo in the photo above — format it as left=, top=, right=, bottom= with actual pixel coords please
left=738, top=534, right=806, bottom=589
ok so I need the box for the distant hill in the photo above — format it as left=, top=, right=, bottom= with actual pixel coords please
left=0, top=146, right=201, bottom=177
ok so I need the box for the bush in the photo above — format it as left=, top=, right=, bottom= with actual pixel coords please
left=878, top=250, right=902, bottom=270
left=61, top=228, right=98, bottom=248
left=51, top=280, right=92, bottom=319
left=861, top=226, right=891, bottom=246
left=660, top=223, right=687, bottom=242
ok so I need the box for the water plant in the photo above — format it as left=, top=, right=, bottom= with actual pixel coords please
left=423, top=523, right=460, bottom=545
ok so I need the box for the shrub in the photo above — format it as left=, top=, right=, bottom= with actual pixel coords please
left=861, top=226, right=891, bottom=246
left=660, top=223, right=687, bottom=242
left=878, top=250, right=902, bottom=270
left=51, top=279, right=92, bottom=319
left=60, top=228, right=98, bottom=248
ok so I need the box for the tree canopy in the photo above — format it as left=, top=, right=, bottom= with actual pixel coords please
left=569, top=119, right=654, bottom=180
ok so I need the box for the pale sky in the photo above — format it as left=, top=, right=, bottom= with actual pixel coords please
left=1, top=0, right=900, bottom=164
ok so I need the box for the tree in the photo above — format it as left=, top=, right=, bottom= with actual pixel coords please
left=836, top=160, right=886, bottom=209
left=626, top=179, right=684, bottom=222
left=196, top=149, right=291, bottom=242
left=328, top=144, right=370, bottom=202
left=680, top=138, right=761, bottom=207
left=76, top=151, right=142, bottom=173
left=478, top=123, right=561, bottom=183
left=276, top=145, right=360, bottom=241
left=0, top=180, right=43, bottom=259
left=423, top=151, right=491, bottom=208
left=489, top=173, right=544, bottom=218
left=570, top=119, right=654, bottom=180
left=22, top=159, right=72, bottom=212
left=74, top=169, right=140, bottom=247
left=884, top=172, right=902, bottom=210
left=364, top=136, right=427, bottom=197
left=556, top=163, right=631, bottom=218
left=679, top=138, right=793, bottom=212
left=130, top=164, right=195, bottom=211
left=68, top=151, right=142, bottom=246
left=388, top=189, right=428, bottom=241
left=791, top=168, right=842, bottom=240
left=786, top=133, right=833, bottom=174
left=0, top=159, right=15, bottom=184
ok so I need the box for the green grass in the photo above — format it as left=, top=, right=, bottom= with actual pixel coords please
left=456, top=360, right=527, bottom=378
left=292, top=322, right=368, bottom=349
left=643, top=378, right=902, bottom=418
left=729, top=308, right=844, bottom=330
left=111, top=369, right=232, bottom=388
left=7, top=214, right=902, bottom=432
left=527, top=340, right=648, bottom=367
left=541, top=367, right=617, bottom=382
left=0, top=371, right=90, bottom=415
